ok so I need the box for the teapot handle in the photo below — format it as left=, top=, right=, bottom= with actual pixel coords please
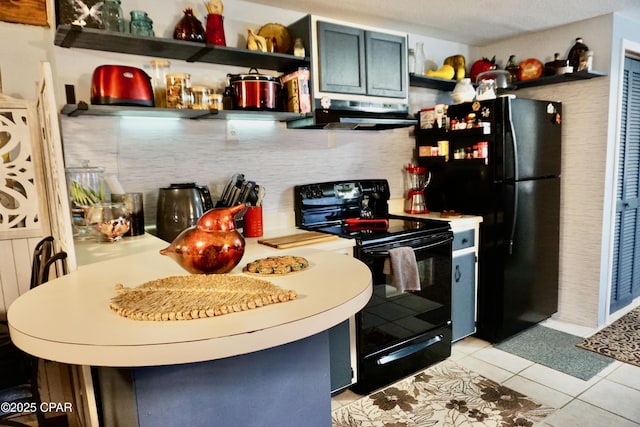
left=197, top=185, right=214, bottom=210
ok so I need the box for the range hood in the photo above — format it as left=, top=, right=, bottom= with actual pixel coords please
left=287, top=99, right=416, bottom=130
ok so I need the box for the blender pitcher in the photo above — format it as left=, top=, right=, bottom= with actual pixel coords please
left=404, top=164, right=431, bottom=214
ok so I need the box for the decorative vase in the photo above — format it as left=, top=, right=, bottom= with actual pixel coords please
left=173, top=8, right=206, bottom=42
left=205, top=14, right=226, bottom=46
left=160, top=204, right=246, bottom=274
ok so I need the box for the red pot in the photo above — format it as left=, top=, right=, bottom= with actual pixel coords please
left=227, top=68, right=280, bottom=111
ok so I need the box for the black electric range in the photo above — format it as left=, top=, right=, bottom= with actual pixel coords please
left=294, top=179, right=453, bottom=394
left=294, top=179, right=449, bottom=244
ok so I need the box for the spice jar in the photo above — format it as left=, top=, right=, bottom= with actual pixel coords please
left=166, top=72, right=191, bottom=109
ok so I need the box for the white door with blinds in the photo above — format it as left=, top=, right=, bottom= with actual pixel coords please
left=611, top=55, right=640, bottom=313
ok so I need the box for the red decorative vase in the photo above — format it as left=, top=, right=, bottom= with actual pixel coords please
left=173, top=8, right=205, bottom=42
left=205, top=14, right=226, bottom=46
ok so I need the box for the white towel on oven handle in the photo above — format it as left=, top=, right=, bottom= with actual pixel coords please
left=382, top=246, right=421, bottom=292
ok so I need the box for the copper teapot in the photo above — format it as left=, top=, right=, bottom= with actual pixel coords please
left=160, top=204, right=245, bottom=274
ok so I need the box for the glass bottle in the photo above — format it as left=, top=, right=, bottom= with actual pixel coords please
left=414, top=42, right=426, bottom=75
left=293, top=38, right=305, bottom=57
left=102, top=0, right=124, bottom=32
left=568, top=37, right=589, bottom=71
left=408, top=48, right=416, bottom=74
left=130, top=10, right=155, bottom=37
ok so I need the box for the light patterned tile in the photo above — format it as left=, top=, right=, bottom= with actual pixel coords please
left=544, top=399, right=640, bottom=427
left=451, top=336, right=491, bottom=356
left=579, top=378, right=640, bottom=422
left=606, top=363, right=640, bottom=391
left=519, top=363, right=598, bottom=397
left=455, top=355, right=515, bottom=384
left=472, top=346, right=534, bottom=374
left=503, top=375, right=572, bottom=409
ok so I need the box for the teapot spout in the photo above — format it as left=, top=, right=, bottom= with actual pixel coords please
left=197, top=203, right=246, bottom=231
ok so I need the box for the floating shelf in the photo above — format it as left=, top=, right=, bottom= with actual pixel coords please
left=54, top=24, right=310, bottom=72
left=409, top=70, right=607, bottom=92
left=60, top=103, right=311, bottom=122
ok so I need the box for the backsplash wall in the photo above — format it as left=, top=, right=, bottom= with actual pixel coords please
left=61, top=116, right=421, bottom=226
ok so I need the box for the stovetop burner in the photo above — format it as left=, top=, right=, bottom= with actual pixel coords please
left=301, top=216, right=449, bottom=242
left=294, top=179, right=450, bottom=245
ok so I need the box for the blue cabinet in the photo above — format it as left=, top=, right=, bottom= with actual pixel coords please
left=451, top=229, right=477, bottom=342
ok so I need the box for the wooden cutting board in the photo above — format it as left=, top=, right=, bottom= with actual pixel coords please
left=258, top=232, right=339, bottom=249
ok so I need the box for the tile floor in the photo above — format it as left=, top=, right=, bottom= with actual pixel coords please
left=331, top=311, right=640, bottom=426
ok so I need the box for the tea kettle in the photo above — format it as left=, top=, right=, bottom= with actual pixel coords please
left=156, top=183, right=213, bottom=242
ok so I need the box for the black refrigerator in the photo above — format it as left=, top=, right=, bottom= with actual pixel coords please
left=418, top=97, right=562, bottom=343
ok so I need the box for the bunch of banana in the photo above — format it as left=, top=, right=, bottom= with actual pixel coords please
left=70, top=181, right=104, bottom=206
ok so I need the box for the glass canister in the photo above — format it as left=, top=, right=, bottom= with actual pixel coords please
left=189, top=86, right=216, bottom=109
left=166, top=72, right=192, bottom=109
left=102, top=0, right=125, bottom=32
left=65, top=161, right=107, bottom=240
left=130, top=10, right=155, bottom=37
left=149, top=59, right=170, bottom=108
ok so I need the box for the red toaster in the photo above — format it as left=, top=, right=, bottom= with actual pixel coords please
left=90, top=65, right=154, bottom=107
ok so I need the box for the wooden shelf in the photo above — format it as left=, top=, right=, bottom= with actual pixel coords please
left=409, top=73, right=457, bottom=91
left=54, top=24, right=310, bottom=72
left=60, top=103, right=311, bottom=122
left=410, top=70, right=607, bottom=91
left=511, top=70, right=608, bottom=89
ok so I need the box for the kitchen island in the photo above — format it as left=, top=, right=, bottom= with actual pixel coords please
left=8, top=233, right=371, bottom=427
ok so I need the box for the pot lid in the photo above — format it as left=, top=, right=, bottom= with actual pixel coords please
left=228, top=68, right=279, bottom=82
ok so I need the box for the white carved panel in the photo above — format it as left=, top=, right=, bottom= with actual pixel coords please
left=0, top=96, right=46, bottom=239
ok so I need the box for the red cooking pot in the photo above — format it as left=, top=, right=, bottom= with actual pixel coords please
left=227, top=68, right=280, bottom=111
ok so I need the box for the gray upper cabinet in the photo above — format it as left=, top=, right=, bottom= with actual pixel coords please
left=365, top=31, right=407, bottom=97
left=317, top=21, right=407, bottom=98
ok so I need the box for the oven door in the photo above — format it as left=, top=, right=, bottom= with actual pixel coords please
left=353, top=231, right=453, bottom=393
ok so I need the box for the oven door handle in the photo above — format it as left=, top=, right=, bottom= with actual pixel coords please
left=364, top=236, right=453, bottom=258
left=376, top=334, right=444, bottom=365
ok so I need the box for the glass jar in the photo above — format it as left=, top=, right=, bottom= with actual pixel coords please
left=476, top=79, right=497, bottom=101
left=189, top=86, right=216, bottom=109
left=65, top=161, right=107, bottom=240
left=166, top=72, right=192, bottom=109
left=149, top=59, right=170, bottom=108
left=86, top=202, right=130, bottom=242
left=102, top=0, right=124, bottom=32
left=130, top=10, right=154, bottom=37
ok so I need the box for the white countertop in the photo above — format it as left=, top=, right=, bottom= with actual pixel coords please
left=388, top=200, right=483, bottom=232
left=8, top=232, right=370, bottom=367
